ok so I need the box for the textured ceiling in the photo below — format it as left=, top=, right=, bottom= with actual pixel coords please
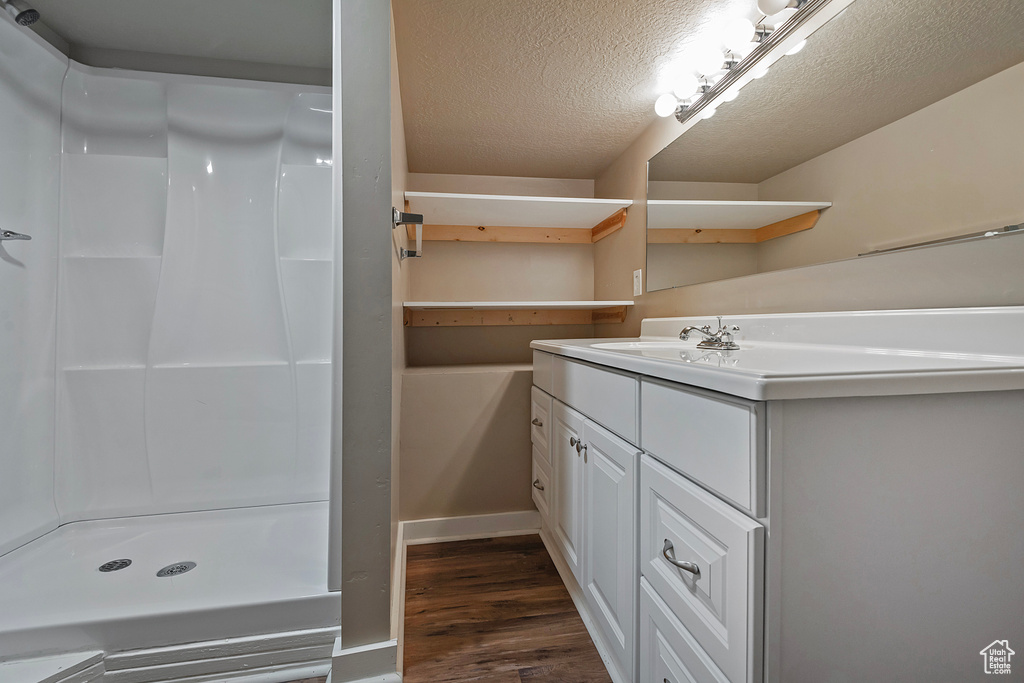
left=649, top=0, right=1024, bottom=183
left=392, top=0, right=752, bottom=179
left=28, top=0, right=331, bottom=69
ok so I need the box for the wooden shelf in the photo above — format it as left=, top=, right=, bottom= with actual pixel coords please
left=404, top=301, right=633, bottom=327
left=404, top=192, right=632, bottom=244
left=647, top=200, right=831, bottom=244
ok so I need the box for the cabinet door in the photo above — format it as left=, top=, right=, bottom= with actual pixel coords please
left=551, top=400, right=585, bottom=582
left=531, top=386, right=552, bottom=467
left=583, top=419, right=638, bottom=681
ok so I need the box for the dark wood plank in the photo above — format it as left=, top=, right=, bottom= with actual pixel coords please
left=403, top=535, right=612, bottom=683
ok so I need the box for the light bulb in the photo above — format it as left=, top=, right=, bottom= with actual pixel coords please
left=671, top=73, right=699, bottom=100
left=692, top=43, right=725, bottom=76
left=766, top=7, right=797, bottom=27
left=654, top=93, right=679, bottom=117
left=722, top=17, right=755, bottom=53
left=701, top=107, right=717, bottom=120
left=757, top=0, right=791, bottom=15
left=786, top=39, right=807, bottom=56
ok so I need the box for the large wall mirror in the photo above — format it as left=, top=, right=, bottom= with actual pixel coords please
left=646, top=0, right=1024, bottom=292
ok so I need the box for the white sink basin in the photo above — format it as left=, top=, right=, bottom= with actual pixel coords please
left=588, top=340, right=1023, bottom=376
left=533, top=307, right=1024, bottom=400
left=591, top=341, right=691, bottom=351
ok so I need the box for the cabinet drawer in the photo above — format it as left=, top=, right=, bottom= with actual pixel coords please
left=552, top=356, right=638, bottom=445
left=531, top=448, right=551, bottom=522
left=640, top=578, right=728, bottom=683
left=641, top=378, right=764, bottom=514
left=533, top=350, right=553, bottom=394
left=530, top=386, right=552, bottom=465
left=641, top=456, right=763, bottom=683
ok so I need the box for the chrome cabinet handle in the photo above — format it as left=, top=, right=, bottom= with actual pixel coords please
left=569, top=436, right=578, bottom=448
left=662, top=539, right=700, bottom=577
left=1, top=230, right=31, bottom=241
left=531, top=418, right=543, bottom=427
left=532, top=479, right=544, bottom=491
left=581, top=444, right=587, bottom=462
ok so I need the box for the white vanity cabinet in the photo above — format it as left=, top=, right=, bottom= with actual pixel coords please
left=534, top=351, right=762, bottom=683
left=531, top=386, right=553, bottom=522
left=550, top=400, right=585, bottom=580
left=533, top=307, right=1024, bottom=682
left=532, top=355, right=640, bottom=683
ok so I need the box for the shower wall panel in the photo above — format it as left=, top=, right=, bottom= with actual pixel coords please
left=56, top=66, right=333, bottom=522
left=0, top=17, right=67, bottom=557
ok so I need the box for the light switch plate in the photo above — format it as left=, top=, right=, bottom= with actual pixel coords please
left=633, top=269, right=643, bottom=296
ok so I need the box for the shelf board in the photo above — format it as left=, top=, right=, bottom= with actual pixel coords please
left=404, top=191, right=632, bottom=244
left=403, top=300, right=633, bottom=327
left=647, top=200, right=830, bottom=244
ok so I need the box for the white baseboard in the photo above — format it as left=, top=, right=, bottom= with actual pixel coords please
left=401, top=510, right=541, bottom=545
left=391, top=522, right=407, bottom=676
left=330, top=638, right=399, bottom=682
left=539, top=527, right=628, bottom=683
left=0, top=651, right=104, bottom=683
left=101, top=627, right=337, bottom=683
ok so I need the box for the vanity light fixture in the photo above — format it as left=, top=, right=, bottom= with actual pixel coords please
left=786, top=39, right=808, bottom=55
left=654, top=0, right=844, bottom=123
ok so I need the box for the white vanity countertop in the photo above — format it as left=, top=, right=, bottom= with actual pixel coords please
left=530, top=306, right=1024, bottom=400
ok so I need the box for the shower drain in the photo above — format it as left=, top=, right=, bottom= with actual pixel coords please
left=98, top=559, right=132, bottom=572
left=156, top=561, right=196, bottom=577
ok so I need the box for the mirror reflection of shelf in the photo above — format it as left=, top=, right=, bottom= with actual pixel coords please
left=647, top=200, right=831, bottom=244
left=403, top=301, right=634, bottom=327
left=404, top=191, right=632, bottom=244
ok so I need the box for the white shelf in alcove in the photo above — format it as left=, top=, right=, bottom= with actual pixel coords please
left=403, top=300, right=633, bottom=327
left=647, top=199, right=831, bottom=243
left=403, top=191, right=633, bottom=243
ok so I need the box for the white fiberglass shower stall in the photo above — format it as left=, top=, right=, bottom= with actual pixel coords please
left=0, top=11, right=341, bottom=681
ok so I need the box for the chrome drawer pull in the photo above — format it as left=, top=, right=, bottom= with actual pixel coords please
left=532, top=418, right=543, bottom=427
left=662, top=539, right=700, bottom=577
left=532, top=479, right=544, bottom=491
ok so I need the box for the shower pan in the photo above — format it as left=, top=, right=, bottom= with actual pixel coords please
left=0, top=11, right=338, bottom=681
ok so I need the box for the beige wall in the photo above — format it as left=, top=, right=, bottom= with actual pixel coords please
left=400, top=365, right=534, bottom=520
left=595, top=65, right=1024, bottom=335
left=408, top=172, right=593, bottom=198
left=647, top=180, right=757, bottom=201
left=757, top=60, right=1024, bottom=273
left=397, top=175, right=599, bottom=521
left=405, top=172, right=596, bottom=306
left=646, top=181, right=760, bottom=291
left=389, top=8, right=408, bottom=623
left=408, top=241, right=595, bottom=301
left=403, top=172, right=600, bottom=365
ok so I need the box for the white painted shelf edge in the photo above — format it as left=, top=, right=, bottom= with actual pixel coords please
left=404, top=191, right=632, bottom=230
left=404, top=301, right=634, bottom=310
left=647, top=199, right=831, bottom=230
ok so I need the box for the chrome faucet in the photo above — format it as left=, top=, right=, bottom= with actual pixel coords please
left=679, top=316, right=740, bottom=350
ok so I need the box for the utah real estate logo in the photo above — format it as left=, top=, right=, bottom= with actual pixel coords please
left=980, top=640, right=1015, bottom=675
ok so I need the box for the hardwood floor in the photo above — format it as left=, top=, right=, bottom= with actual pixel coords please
left=403, top=535, right=612, bottom=683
